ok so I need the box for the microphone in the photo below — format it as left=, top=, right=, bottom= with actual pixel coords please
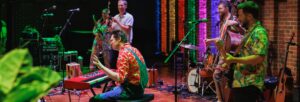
left=44, top=5, right=57, bottom=12
left=68, top=8, right=80, bottom=12
left=187, top=18, right=208, bottom=24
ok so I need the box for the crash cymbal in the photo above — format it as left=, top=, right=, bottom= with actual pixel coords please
left=180, top=44, right=199, bottom=50
left=71, top=30, right=93, bottom=34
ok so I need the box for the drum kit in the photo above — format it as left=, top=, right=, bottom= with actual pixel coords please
left=179, top=44, right=217, bottom=95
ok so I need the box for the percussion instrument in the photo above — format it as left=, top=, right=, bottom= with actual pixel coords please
left=187, top=68, right=214, bottom=94
left=147, top=68, right=158, bottom=87
left=66, top=62, right=82, bottom=79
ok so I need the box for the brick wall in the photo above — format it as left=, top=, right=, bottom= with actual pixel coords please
left=261, top=0, right=299, bottom=85
left=206, top=0, right=299, bottom=85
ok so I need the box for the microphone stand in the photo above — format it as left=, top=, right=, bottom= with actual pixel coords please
left=39, top=9, right=54, bottom=66
left=164, top=21, right=201, bottom=102
left=58, top=11, right=76, bottom=94
left=38, top=10, right=49, bottom=67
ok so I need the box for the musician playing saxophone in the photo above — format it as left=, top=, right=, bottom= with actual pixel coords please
left=90, top=30, right=148, bottom=102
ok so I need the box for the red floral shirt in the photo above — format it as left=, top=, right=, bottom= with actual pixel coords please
left=116, top=43, right=145, bottom=85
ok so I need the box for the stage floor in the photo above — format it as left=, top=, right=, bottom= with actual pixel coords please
left=43, top=66, right=217, bottom=102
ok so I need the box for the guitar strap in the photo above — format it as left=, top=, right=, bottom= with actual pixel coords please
left=232, top=23, right=259, bottom=56
left=220, top=14, right=231, bottom=40
left=125, top=48, right=148, bottom=89
left=119, top=48, right=148, bottom=98
left=218, top=22, right=259, bottom=88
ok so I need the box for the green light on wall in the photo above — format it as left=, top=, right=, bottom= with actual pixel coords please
left=187, top=0, right=197, bottom=63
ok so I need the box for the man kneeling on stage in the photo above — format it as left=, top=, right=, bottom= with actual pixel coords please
left=90, top=30, right=148, bottom=102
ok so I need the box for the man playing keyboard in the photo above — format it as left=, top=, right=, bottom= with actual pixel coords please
left=90, top=30, right=148, bottom=102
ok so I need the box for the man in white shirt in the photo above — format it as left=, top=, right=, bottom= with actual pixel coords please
left=109, top=0, right=134, bottom=69
left=111, top=0, right=134, bottom=43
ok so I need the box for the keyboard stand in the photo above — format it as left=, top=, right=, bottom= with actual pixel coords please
left=67, top=81, right=110, bottom=102
left=102, top=82, right=109, bottom=93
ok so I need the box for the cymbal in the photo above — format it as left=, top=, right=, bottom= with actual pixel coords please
left=180, top=44, right=199, bottom=50
left=71, top=30, right=93, bottom=34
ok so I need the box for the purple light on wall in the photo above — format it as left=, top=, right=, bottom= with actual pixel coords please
left=198, top=0, right=206, bottom=61
left=211, top=0, right=220, bottom=54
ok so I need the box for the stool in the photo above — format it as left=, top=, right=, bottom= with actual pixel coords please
left=116, top=94, right=154, bottom=102
left=66, top=62, right=82, bottom=79
left=199, top=68, right=215, bottom=96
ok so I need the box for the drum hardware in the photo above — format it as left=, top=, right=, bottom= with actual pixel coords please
left=171, top=52, right=189, bottom=94
left=41, top=37, right=65, bottom=71
left=59, top=50, right=78, bottom=63
left=173, top=44, right=200, bottom=95
left=56, top=10, right=78, bottom=94
left=187, top=66, right=216, bottom=95
left=176, top=43, right=217, bottom=96
left=19, top=25, right=42, bottom=66
left=187, top=48, right=216, bottom=96
left=180, top=43, right=201, bottom=82
left=163, top=24, right=200, bottom=102
left=21, top=25, right=40, bottom=40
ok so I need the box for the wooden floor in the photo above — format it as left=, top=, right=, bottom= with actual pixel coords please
left=42, top=66, right=217, bottom=102
left=41, top=65, right=300, bottom=102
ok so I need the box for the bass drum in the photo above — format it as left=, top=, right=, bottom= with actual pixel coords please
left=187, top=68, right=213, bottom=93
left=187, top=68, right=201, bottom=93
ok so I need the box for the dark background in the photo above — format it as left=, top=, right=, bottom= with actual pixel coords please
left=0, top=0, right=159, bottom=66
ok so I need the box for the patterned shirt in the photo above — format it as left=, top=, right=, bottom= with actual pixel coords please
left=232, top=21, right=269, bottom=91
left=116, top=43, right=145, bottom=85
left=93, top=19, right=112, bottom=51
